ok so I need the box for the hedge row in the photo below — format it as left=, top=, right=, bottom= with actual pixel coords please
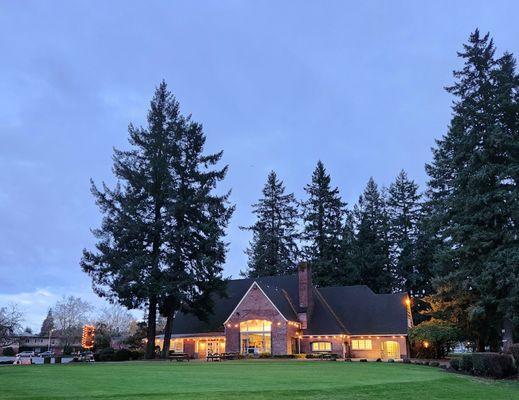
left=449, top=353, right=516, bottom=378
left=94, top=348, right=144, bottom=362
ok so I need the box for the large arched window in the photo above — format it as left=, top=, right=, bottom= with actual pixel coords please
left=240, top=320, right=272, bottom=354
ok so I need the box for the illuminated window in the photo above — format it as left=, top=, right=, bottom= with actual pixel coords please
left=240, top=320, right=271, bottom=354
left=170, top=339, right=183, bottom=353
left=311, top=342, right=332, bottom=352
left=240, top=320, right=272, bottom=332
left=351, top=339, right=372, bottom=350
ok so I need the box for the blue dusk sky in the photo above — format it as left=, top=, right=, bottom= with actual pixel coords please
left=1, top=1, right=518, bottom=330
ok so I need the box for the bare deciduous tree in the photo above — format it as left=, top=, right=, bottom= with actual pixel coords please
left=53, top=296, right=93, bottom=345
left=0, top=304, right=24, bottom=346
left=97, top=305, right=134, bottom=336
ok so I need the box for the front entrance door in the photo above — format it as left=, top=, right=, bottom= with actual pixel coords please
left=384, top=341, right=400, bottom=359
left=206, top=340, right=220, bottom=356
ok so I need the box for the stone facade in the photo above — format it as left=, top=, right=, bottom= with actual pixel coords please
left=224, top=282, right=298, bottom=355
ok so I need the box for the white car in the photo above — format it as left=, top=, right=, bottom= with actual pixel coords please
left=16, top=351, right=35, bottom=357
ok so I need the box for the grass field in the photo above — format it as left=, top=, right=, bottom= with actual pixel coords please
left=0, top=360, right=517, bottom=400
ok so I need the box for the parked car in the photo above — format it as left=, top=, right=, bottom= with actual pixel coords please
left=16, top=351, right=35, bottom=357
left=38, top=351, right=54, bottom=358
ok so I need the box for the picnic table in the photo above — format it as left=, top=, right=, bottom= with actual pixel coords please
left=206, top=352, right=239, bottom=361
left=168, top=352, right=190, bottom=362
left=220, top=352, right=239, bottom=360
left=313, top=353, right=338, bottom=361
left=206, top=353, right=221, bottom=362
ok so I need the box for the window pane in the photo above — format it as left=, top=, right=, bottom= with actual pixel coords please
left=311, top=342, right=331, bottom=352
left=351, top=339, right=372, bottom=350
left=240, top=320, right=272, bottom=332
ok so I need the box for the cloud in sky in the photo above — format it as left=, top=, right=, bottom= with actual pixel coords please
left=1, top=1, right=518, bottom=328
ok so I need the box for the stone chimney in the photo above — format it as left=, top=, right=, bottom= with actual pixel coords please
left=298, top=262, right=313, bottom=328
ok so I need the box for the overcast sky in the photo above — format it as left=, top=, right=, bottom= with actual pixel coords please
left=1, top=1, right=518, bottom=331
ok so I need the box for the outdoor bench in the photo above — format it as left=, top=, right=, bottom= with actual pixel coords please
left=220, top=352, right=239, bottom=360
left=206, top=353, right=221, bottom=362
left=168, top=352, right=190, bottom=362
left=311, top=353, right=338, bottom=361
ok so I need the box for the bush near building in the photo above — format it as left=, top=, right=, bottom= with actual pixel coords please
left=94, top=347, right=144, bottom=362
left=409, top=319, right=462, bottom=359
left=2, top=347, right=15, bottom=356
left=449, top=353, right=516, bottom=378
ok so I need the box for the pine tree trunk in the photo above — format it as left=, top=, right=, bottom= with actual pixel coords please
left=161, top=313, right=173, bottom=359
left=145, top=296, right=157, bottom=359
left=476, top=336, right=485, bottom=352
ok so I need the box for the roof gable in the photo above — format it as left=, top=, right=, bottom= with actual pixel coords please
left=171, top=274, right=409, bottom=337
left=223, top=281, right=291, bottom=324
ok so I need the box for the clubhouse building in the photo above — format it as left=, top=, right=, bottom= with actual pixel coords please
left=156, top=263, right=412, bottom=359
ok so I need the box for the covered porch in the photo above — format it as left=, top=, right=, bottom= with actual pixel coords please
left=155, top=333, right=226, bottom=359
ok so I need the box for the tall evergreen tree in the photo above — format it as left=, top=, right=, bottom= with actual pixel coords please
left=336, top=211, right=358, bottom=286
left=81, top=82, right=233, bottom=358
left=241, top=171, right=299, bottom=278
left=159, top=93, right=234, bottom=357
left=40, top=308, right=54, bottom=336
left=387, top=170, right=422, bottom=293
left=302, top=161, right=346, bottom=287
left=353, top=178, right=393, bottom=293
left=425, top=31, right=519, bottom=349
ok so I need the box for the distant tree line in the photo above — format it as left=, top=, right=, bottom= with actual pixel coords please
left=82, top=30, right=518, bottom=357
left=241, top=166, right=428, bottom=304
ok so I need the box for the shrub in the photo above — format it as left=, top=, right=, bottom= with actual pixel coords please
left=130, top=349, right=144, bottom=360
left=294, top=354, right=306, bottom=359
left=449, top=358, right=460, bottom=370
left=359, top=359, right=367, bottom=362
left=402, top=357, right=411, bottom=364
left=460, top=354, right=473, bottom=372
left=113, top=349, right=132, bottom=361
left=272, top=354, right=294, bottom=359
left=376, top=358, right=382, bottom=362
left=63, top=345, right=73, bottom=355
left=509, top=344, right=519, bottom=366
left=470, top=353, right=516, bottom=379
left=409, top=319, right=462, bottom=359
left=344, top=358, right=352, bottom=362
left=387, top=359, right=395, bottom=363
left=2, top=347, right=15, bottom=356
left=94, top=347, right=115, bottom=362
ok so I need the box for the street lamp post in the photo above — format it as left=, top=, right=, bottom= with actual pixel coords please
left=47, top=329, right=55, bottom=352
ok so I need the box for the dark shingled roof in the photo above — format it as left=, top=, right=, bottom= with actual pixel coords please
left=171, top=274, right=408, bottom=336
left=317, top=286, right=408, bottom=335
left=171, top=275, right=299, bottom=335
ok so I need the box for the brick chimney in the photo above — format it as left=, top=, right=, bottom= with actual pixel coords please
left=298, top=262, right=313, bottom=328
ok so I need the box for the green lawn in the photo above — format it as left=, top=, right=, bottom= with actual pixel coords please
left=0, top=360, right=517, bottom=400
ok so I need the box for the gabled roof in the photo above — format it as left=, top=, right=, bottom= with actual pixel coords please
left=171, top=274, right=408, bottom=336
left=171, top=275, right=299, bottom=335
left=318, top=285, right=408, bottom=335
